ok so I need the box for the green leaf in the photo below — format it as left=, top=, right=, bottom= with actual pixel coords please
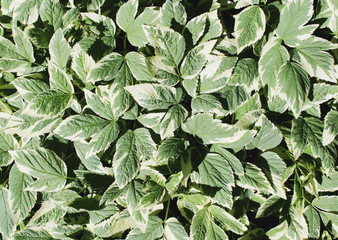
left=13, top=78, right=49, bottom=101
left=291, top=117, right=336, bottom=170
left=258, top=37, right=289, bottom=89
left=0, top=187, right=16, bottom=239
left=13, top=26, right=35, bottom=63
left=164, top=217, right=189, bottom=240
left=133, top=128, right=157, bottom=160
left=23, top=90, right=72, bottom=117
left=246, top=114, right=283, bottom=151
left=125, top=52, right=153, bottom=82
left=9, top=165, right=37, bottom=222
left=256, top=196, right=284, bottom=218
left=88, top=52, right=124, bottom=82
left=48, top=62, right=74, bottom=94
left=39, top=0, right=64, bottom=31
left=191, top=94, right=226, bottom=116
left=71, top=44, right=95, bottom=84
left=210, top=145, right=244, bottom=176
left=125, top=83, right=183, bottom=110
left=113, top=130, right=140, bottom=189
left=160, top=0, right=187, bottom=27
left=116, top=0, right=138, bottom=32
left=160, top=104, right=188, bottom=139
left=292, top=36, right=336, bottom=83
left=49, top=28, right=70, bottom=69
left=190, top=153, right=234, bottom=187
left=304, top=206, right=320, bottom=239
left=0, top=130, right=19, bottom=167
left=313, top=196, right=338, bottom=212
left=323, top=109, right=338, bottom=146
left=209, top=205, right=247, bottom=235
left=234, top=6, right=266, bottom=53
left=277, top=61, right=310, bottom=118
left=199, top=56, right=237, bottom=94
left=84, top=89, right=115, bottom=120
left=275, top=0, right=317, bottom=47
left=9, top=148, right=67, bottom=192
left=206, top=222, right=229, bottom=240
left=190, top=208, right=210, bottom=240
left=126, top=216, right=163, bottom=240
left=237, top=163, right=273, bottom=192
left=13, top=0, right=41, bottom=25
left=180, top=40, right=216, bottom=79
left=228, top=58, right=259, bottom=91
left=182, top=113, right=256, bottom=145
left=13, top=228, right=54, bottom=240
left=185, top=12, right=207, bottom=46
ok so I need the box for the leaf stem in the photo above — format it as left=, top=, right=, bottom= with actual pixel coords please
left=164, top=198, right=171, bottom=222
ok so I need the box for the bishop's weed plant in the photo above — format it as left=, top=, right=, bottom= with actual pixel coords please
left=0, top=0, right=337, bottom=239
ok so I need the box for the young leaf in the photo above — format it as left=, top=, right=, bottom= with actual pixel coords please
left=234, top=6, right=266, bottom=53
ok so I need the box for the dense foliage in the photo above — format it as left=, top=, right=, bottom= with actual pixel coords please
left=0, top=0, right=337, bottom=239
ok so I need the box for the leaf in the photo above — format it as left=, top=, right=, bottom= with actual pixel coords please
left=304, top=206, right=320, bottom=239
left=258, top=37, right=289, bottom=89
left=13, top=26, right=35, bottom=63
left=180, top=40, right=216, bottom=79
left=0, top=130, right=19, bottom=167
left=291, top=117, right=336, bottom=170
left=9, top=165, right=37, bottom=222
left=246, top=114, right=283, bottom=151
left=323, top=109, right=338, bottom=146
left=49, top=28, right=70, bottom=69
left=84, top=89, right=115, bottom=120
left=209, top=205, right=247, bottom=235
left=133, top=128, right=157, bottom=160
left=88, top=52, right=124, bottom=82
left=313, top=196, right=338, bottom=212
left=182, top=113, right=256, bottom=145
left=275, top=0, right=317, bottom=47
left=13, top=0, right=41, bottom=25
left=164, top=217, right=189, bottom=240
left=277, top=61, right=310, bottom=118
left=39, top=0, right=64, bottom=31
left=256, top=196, right=284, bottom=218
left=160, top=0, right=187, bottom=27
left=126, top=216, right=163, bottom=240
left=13, top=228, right=54, bottom=240
left=234, top=6, right=266, bottom=53
left=237, top=163, right=272, bottom=192
left=116, top=0, right=138, bottom=32
left=125, top=52, right=152, bottom=82
left=13, top=78, right=49, bottom=101
left=125, top=83, right=183, bottom=110
left=23, top=90, right=72, bottom=117
left=113, top=130, right=140, bottom=189
left=190, top=208, right=210, bottom=240
left=185, top=12, right=207, bottom=46
left=71, top=44, right=95, bottom=84
left=160, top=104, right=188, bottom=139
left=0, top=187, right=16, bottom=239
left=9, top=148, right=67, bottom=192
left=228, top=58, right=259, bottom=91
left=206, top=222, right=228, bottom=240
left=292, top=36, right=336, bottom=82
left=191, top=94, right=226, bottom=116
left=48, top=62, right=74, bottom=94
left=190, top=153, right=234, bottom=187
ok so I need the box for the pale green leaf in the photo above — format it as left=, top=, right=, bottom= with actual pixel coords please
left=9, top=165, right=37, bottom=222
left=185, top=12, right=207, bottom=46
left=13, top=26, right=35, bottom=63
left=160, top=0, right=187, bottom=27
left=234, top=6, right=266, bottom=53
left=113, top=130, right=140, bottom=189
left=304, top=206, right=320, bottom=239
left=256, top=196, right=284, bottom=218
left=209, top=205, right=248, bottom=235
left=125, top=52, right=152, bottom=82
left=191, top=94, right=226, bottom=116
left=180, top=40, right=216, bottom=79
left=39, top=0, right=64, bottom=31
left=88, top=52, right=123, bottom=82
left=182, top=113, right=255, bottom=145
left=48, top=62, right=74, bottom=94
left=246, top=114, right=283, bottom=151
left=84, top=89, right=115, bottom=120
left=206, top=222, right=228, bottom=240
left=0, top=187, right=16, bottom=239
left=160, top=104, right=188, bottom=139
left=323, top=109, right=338, bottom=146
left=116, top=0, right=138, bottom=32
left=23, top=90, right=72, bottom=117
left=237, top=163, right=273, bottom=192
left=190, top=153, right=234, bottom=187
left=0, top=130, right=19, bottom=167
left=71, top=44, right=95, bottom=84
left=13, top=77, right=49, bottom=101
left=9, top=148, right=67, bottom=192
left=134, top=128, right=157, bottom=160
left=219, top=86, right=250, bottom=114
left=313, top=196, right=338, bottom=212
left=277, top=62, right=310, bottom=118
left=275, top=0, right=317, bottom=47
left=293, top=36, right=336, bottom=83
left=126, top=216, right=163, bottom=240
left=228, top=58, right=259, bottom=91
left=13, top=0, right=41, bottom=25
left=258, top=37, right=289, bottom=89
left=190, top=208, right=210, bottom=240
left=49, top=28, right=70, bottom=69
left=125, top=83, right=182, bottom=110
left=164, top=217, right=189, bottom=240
left=13, top=228, right=53, bottom=240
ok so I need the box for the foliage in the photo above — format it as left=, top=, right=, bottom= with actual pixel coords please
left=0, top=0, right=337, bottom=239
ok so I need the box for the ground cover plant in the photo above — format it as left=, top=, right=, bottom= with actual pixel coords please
left=0, top=0, right=337, bottom=239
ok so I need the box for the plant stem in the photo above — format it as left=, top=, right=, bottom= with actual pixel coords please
left=164, top=198, right=171, bottom=222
